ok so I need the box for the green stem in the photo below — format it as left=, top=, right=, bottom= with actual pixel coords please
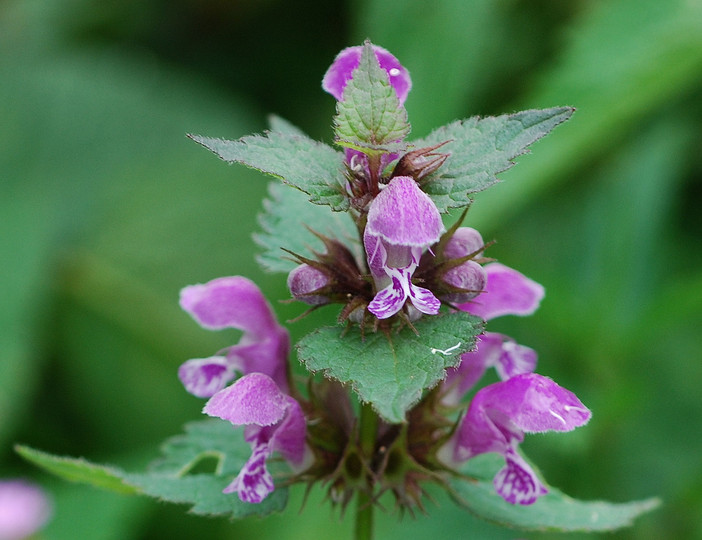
left=355, top=403, right=378, bottom=540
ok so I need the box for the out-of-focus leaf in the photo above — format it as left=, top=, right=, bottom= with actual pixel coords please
left=15, top=445, right=139, bottom=495
left=450, top=454, right=660, bottom=531
left=468, top=0, right=702, bottom=229
left=44, top=481, right=149, bottom=540
left=415, top=107, right=573, bottom=212
left=297, top=312, right=483, bottom=423
left=354, top=0, right=521, bottom=134
left=0, top=190, right=54, bottom=449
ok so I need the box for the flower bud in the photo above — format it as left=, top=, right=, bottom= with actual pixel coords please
left=287, top=264, right=330, bottom=305
left=441, top=260, right=486, bottom=303
left=444, top=227, right=484, bottom=259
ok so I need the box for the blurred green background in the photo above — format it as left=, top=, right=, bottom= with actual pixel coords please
left=2, top=0, right=701, bottom=538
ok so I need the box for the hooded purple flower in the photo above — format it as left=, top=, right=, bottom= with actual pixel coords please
left=322, top=44, right=412, bottom=104
left=364, top=176, right=444, bottom=319
left=204, top=373, right=311, bottom=503
left=178, top=276, right=290, bottom=397
left=0, top=480, right=52, bottom=540
left=440, top=373, right=591, bottom=505
left=443, top=264, right=544, bottom=403
left=459, top=262, right=545, bottom=320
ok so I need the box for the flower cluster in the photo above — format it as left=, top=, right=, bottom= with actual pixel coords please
left=178, top=43, right=590, bottom=509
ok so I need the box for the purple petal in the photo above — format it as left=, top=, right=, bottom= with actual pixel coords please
left=367, top=274, right=407, bottom=319
left=363, top=230, right=388, bottom=282
left=504, top=374, right=592, bottom=433
left=267, top=397, right=309, bottom=467
left=203, top=373, right=288, bottom=427
left=495, top=338, right=537, bottom=380
left=223, top=443, right=275, bottom=503
left=443, top=332, right=536, bottom=404
left=455, top=374, right=590, bottom=459
left=443, top=335, right=504, bottom=403
left=227, top=327, right=290, bottom=394
left=459, top=263, right=545, bottom=320
left=180, top=276, right=278, bottom=336
left=366, top=176, right=444, bottom=248
left=178, top=356, right=236, bottom=398
left=0, top=480, right=52, bottom=540
left=322, top=44, right=412, bottom=104
left=494, top=450, right=548, bottom=505
left=408, top=282, right=441, bottom=315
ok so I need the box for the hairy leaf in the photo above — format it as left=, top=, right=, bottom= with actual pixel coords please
left=414, top=107, right=574, bottom=212
left=450, top=454, right=660, bottom=531
left=17, top=420, right=289, bottom=519
left=15, top=445, right=139, bottom=495
left=297, top=312, right=483, bottom=423
left=190, top=132, right=348, bottom=211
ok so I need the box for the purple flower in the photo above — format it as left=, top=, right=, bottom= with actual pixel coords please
left=458, top=262, right=545, bottom=320
left=204, top=373, right=311, bottom=503
left=443, top=264, right=544, bottom=403
left=443, top=332, right=537, bottom=404
left=322, top=44, right=412, bottom=104
left=364, top=176, right=444, bottom=319
left=440, top=373, right=591, bottom=505
left=0, top=480, right=51, bottom=540
left=178, top=276, right=290, bottom=397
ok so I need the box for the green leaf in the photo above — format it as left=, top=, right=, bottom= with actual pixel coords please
left=333, top=41, right=411, bottom=148
left=414, top=107, right=574, bottom=212
left=15, top=445, right=139, bottom=495
left=189, top=132, right=349, bottom=211
left=255, top=180, right=359, bottom=273
left=266, top=114, right=308, bottom=137
left=125, top=420, right=288, bottom=518
left=297, top=312, right=483, bottom=423
left=450, top=454, right=660, bottom=531
left=17, top=420, right=289, bottom=519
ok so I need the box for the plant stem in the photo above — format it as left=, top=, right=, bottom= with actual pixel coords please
left=354, top=403, right=377, bottom=540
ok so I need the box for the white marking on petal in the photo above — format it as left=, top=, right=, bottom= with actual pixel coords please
left=389, top=68, right=400, bottom=77
left=548, top=409, right=567, bottom=425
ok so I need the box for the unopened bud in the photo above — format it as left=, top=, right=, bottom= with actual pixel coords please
left=444, top=227, right=484, bottom=259
left=287, top=264, right=330, bottom=305
left=441, top=260, right=486, bottom=304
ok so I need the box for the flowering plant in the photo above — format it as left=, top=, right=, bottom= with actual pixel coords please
left=18, top=41, right=658, bottom=538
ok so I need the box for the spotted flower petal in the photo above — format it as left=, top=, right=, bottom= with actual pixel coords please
left=204, top=373, right=310, bottom=503
left=441, top=373, right=590, bottom=505
left=364, top=177, right=444, bottom=319
left=178, top=356, right=236, bottom=398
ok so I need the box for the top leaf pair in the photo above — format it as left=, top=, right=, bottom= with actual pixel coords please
left=191, top=40, right=573, bottom=214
